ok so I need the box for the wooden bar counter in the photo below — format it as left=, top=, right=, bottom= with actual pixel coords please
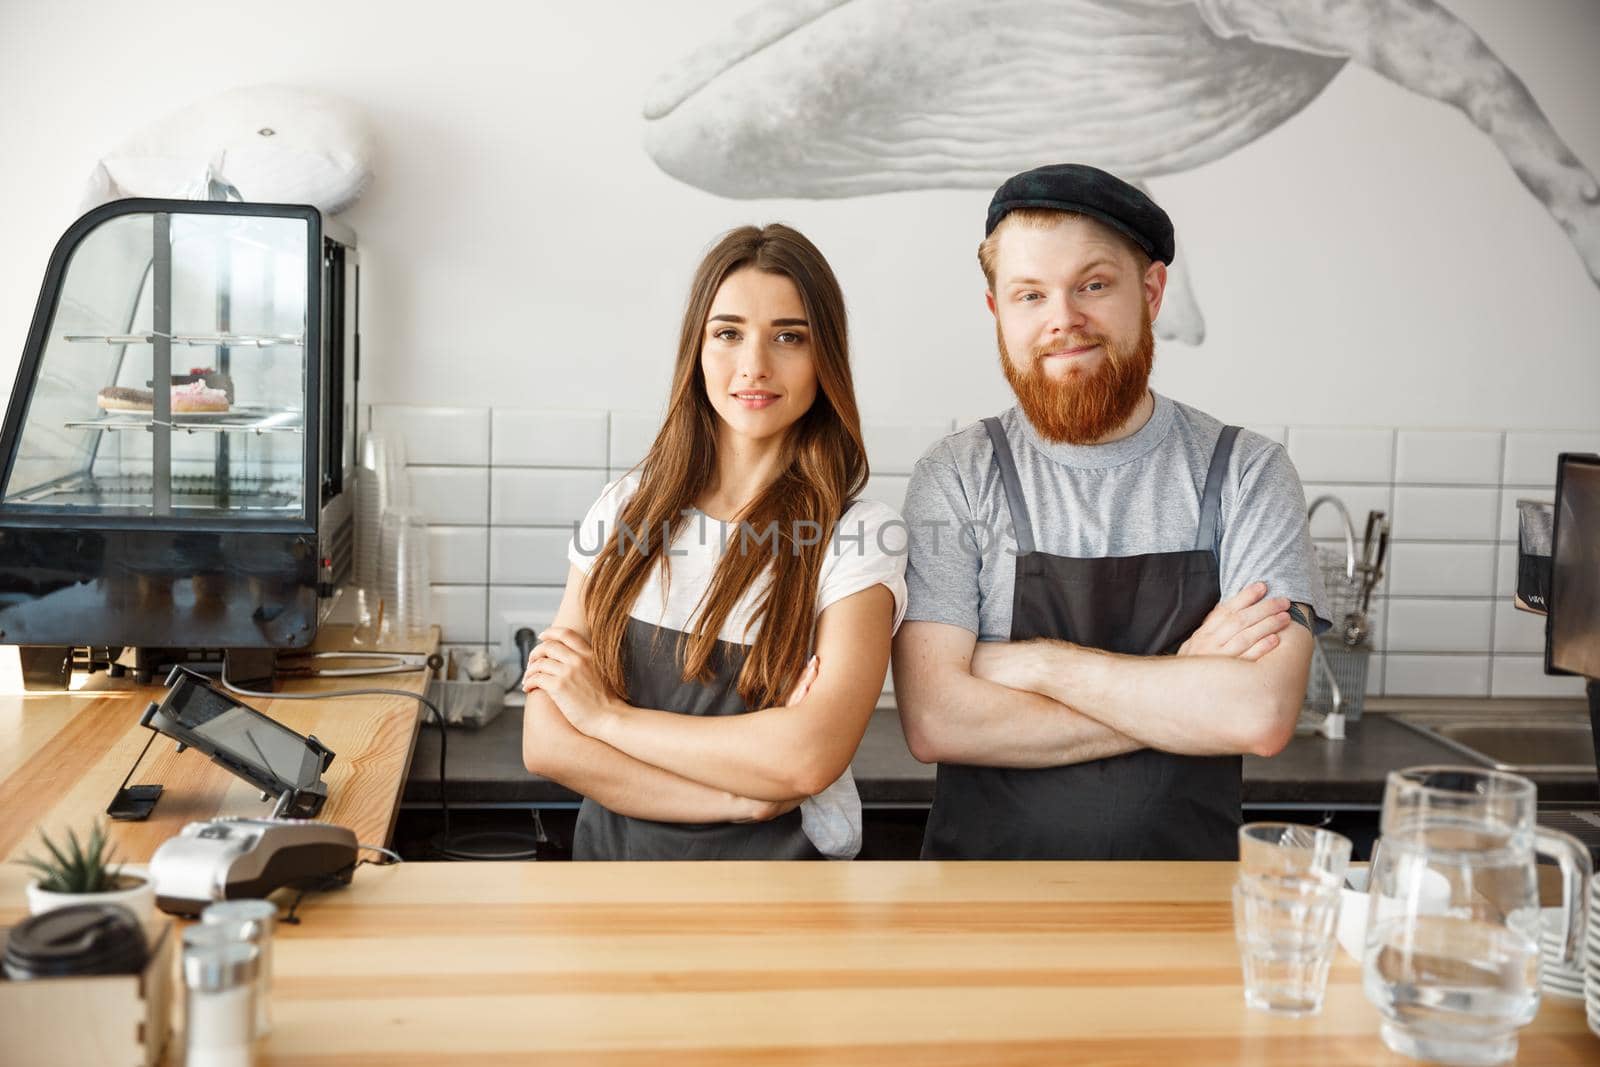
left=0, top=626, right=436, bottom=864
left=5, top=860, right=1591, bottom=1065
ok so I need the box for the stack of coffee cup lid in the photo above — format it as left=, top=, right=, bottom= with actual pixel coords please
left=1540, top=906, right=1584, bottom=999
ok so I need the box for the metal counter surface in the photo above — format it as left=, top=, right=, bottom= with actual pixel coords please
left=406, top=698, right=1598, bottom=810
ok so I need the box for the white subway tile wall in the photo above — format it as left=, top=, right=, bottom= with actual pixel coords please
left=372, top=405, right=490, bottom=466
left=1385, top=599, right=1494, bottom=654
left=491, top=408, right=607, bottom=468
left=1502, top=431, right=1600, bottom=486
left=1385, top=654, right=1492, bottom=697
left=1383, top=543, right=1495, bottom=598
left=489, top=528, right=574, bottom=585
left=427, top=527, right=489, bottom=585
left=1492, top=601, right=1546, bottom=655
left=373, top=408, right=1589, bottom=697
left=1491, top=655, right=1581, bottom=698
left=1394, top=431, right=1502, bottom=486
left=1495, top=544, right=1518, bottom=599
left=1285, top=428, right=1394, bottom=484
left=609, top=411, right=662, bottom=471
left=429, top=585, right=488, bottom=644
left=490, top=469, right=608, bottom=526
left=1390, top=487, right=1498, bottom=542
left=408, top=467, right=489, bottom=526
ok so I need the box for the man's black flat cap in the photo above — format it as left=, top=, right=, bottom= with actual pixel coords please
left=985, top=163, right=1175, bottom=265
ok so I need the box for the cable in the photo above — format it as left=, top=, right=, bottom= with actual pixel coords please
left=219, top=664, right=538, bottom=861
left=357, top=843, right=402, bottom=864
left=219, top=666, right=453, bottom=849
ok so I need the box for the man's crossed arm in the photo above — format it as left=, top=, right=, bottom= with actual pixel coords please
left=892, top=583, right=1313, bottom=769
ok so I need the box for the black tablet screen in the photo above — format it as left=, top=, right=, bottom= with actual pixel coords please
left=167, top=682, right=319, bottom=787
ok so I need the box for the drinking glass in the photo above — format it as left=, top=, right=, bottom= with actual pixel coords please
left=1233, top=821, right=1352, bottom=1016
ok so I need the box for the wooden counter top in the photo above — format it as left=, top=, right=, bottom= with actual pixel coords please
left=4, top=860, right=1590, bottom=1065
left=0, top=626, right=437, bottom=864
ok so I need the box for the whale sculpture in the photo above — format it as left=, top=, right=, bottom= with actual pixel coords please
left=643, top=0, right=1600, bottom=344
left=81, top=84, right=374, bottom=215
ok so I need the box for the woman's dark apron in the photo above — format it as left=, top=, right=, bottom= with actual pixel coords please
left=574, top=617, right=823, bottom=860
left=920, top=419, right=1243, bottom=861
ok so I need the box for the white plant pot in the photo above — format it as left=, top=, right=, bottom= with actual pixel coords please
left=25, top=864, right=157, bottom=939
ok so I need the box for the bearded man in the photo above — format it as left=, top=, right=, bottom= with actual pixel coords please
left=893, top=164, right=1330, bottom=860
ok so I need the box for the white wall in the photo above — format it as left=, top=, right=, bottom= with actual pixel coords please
left=2, top=0, right=1598, bottom=431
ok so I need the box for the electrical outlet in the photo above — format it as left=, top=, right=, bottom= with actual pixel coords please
left=490, top=589, right=564, bottom=669
left=497, top=617, right=550, bottom=671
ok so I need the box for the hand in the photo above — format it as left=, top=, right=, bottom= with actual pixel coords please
left=729, top=794, right=804, bottom=823
left=783, top=655, right=820, bottom=707
left=521, top=626, right=618, bottom=734
left=1177, top=581, right=1292, bottom=662
left=970, top=640, right=1043, bottom=692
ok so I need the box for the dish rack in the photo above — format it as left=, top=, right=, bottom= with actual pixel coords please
left=1301, top=496, right=1376, bottom=739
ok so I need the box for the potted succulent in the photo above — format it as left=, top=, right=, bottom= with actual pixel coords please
left=18, top=822, right=156, bottom=934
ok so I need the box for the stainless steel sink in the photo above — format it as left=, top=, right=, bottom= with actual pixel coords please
left=1395, top=717, right=1595, bottom=775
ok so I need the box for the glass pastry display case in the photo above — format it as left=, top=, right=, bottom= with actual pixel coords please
left=0, top=199, right=359, bottom=687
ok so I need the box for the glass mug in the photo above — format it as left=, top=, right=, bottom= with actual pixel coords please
left=1361, top=766, right=1590, bottom=1066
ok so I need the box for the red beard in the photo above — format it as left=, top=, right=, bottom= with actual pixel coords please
left=998, top=307, right=1154, bottom=445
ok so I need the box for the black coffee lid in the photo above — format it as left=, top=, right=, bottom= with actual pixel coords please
left=1, top=904, right=148, bottom=980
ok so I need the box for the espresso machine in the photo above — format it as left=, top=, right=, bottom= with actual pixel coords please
left=0, top=199, right=359, bottom=687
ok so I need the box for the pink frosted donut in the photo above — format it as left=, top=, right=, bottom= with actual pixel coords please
left=171, top=380, right=230, bottom=413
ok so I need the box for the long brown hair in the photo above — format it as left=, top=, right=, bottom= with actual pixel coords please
left=583, top=224, right=868, bottom=709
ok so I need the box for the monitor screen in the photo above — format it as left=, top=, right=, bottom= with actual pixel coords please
left=1550, top=454, right=1600, bottom=679
left=166, top=680, right=321, bottom=788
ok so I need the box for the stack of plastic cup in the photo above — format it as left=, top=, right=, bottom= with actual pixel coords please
left=379, top=507, right=430, bottom=641
left=354, top=431, right=410, bottom=643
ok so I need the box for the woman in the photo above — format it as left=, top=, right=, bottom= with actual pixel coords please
left=521, top=223, right=906, bottom=860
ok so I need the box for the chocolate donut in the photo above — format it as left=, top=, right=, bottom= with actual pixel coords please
left=97, top=386, right=154, bottom=412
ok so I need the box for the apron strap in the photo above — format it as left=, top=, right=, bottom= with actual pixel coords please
left=1195, top=425, right=1241, bottom=556
left=983, top=417, right=1036, bottom=556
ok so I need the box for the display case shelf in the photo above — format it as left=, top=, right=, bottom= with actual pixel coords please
left=63, top=332, right=304, bottom=347
left=9, top=471, right=301, bottom=510
left=62, top=406, right=304, bottom=435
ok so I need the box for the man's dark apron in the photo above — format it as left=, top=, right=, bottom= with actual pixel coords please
left=574, top=617, right=823, bottom=861
left=921, top=419, right=1243, bottom=861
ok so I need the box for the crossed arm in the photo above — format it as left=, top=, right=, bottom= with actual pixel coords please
left=521, top=564, right=895, bottom=820
left=893, top=583, right=1313, bottom=769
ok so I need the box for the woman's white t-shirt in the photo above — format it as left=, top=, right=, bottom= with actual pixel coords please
left=566, top=472, right=908, bottom=859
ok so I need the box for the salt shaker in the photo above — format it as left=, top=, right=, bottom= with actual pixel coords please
left=202, top=899, right=277, bottom=1037
left=183, top=940, right=258, bottom=1067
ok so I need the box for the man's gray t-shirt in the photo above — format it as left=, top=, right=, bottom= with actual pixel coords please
left=902, top=393, right=1330, bottom=639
